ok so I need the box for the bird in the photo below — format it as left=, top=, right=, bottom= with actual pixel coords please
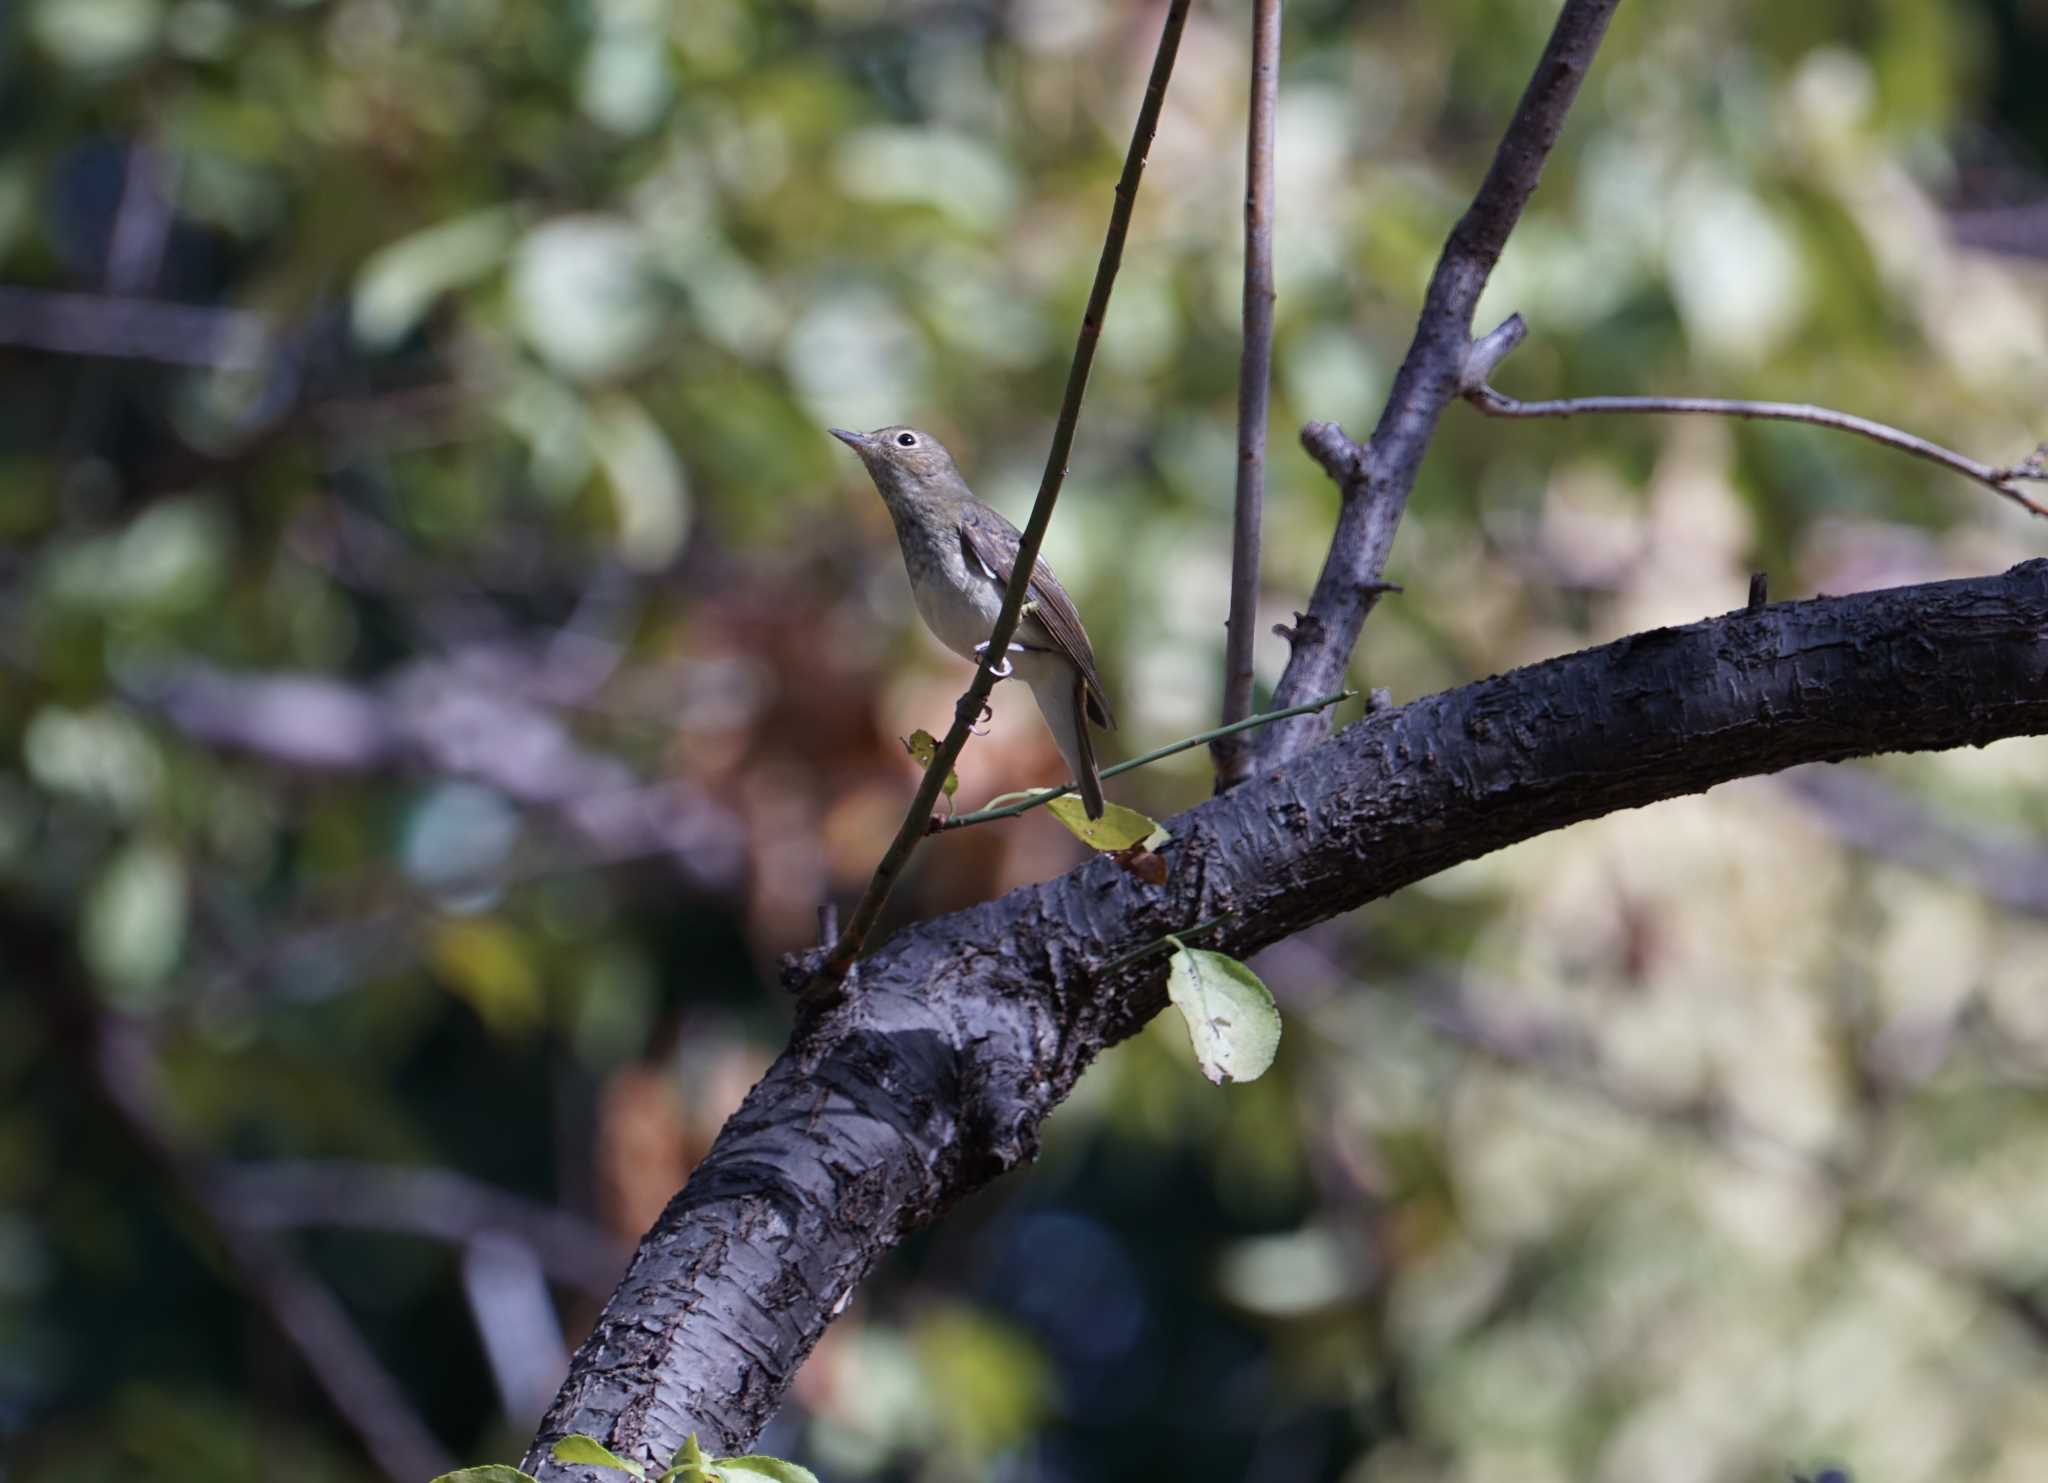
left=830, top=424, right=1116, bottom=818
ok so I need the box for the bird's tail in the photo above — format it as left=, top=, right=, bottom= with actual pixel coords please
left=1030, top=669, right=1107, bottom=819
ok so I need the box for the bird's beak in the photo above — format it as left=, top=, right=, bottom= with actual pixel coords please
left=828, top=427, right=871, bottom=451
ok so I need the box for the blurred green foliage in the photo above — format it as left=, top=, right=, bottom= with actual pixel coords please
left=5, top=0, right=2048, bottom=1480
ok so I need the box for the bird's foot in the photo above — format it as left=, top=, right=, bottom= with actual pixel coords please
left=973, top=640, right=1017, bottom=680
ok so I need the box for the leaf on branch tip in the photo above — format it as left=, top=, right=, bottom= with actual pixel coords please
left=431, top=1469, right=541, bottom=1483
left=1109, top=842, right=1168, bottom=885
left=1165, top=947, right=1281, bottom=1085
left=656, top=1435, right=716, bottom=1483
left=1046, top=797, right=1168, bottom=852
left=902, top=729, right=958, bottom=800
left=553, top=1437, right=646, bottom=1477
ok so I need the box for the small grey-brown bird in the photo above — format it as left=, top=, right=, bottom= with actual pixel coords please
left=831, top=425, right=1116, bottom=818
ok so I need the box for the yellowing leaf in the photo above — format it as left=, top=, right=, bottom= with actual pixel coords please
left=431, top=1468, right=540, bottom=1483
left=1046, top=797, right=1166, bottom=852
left=912, top=1304, right=1052, bottom=1457
left=431, top=918, right=544, bottom=1037
left=1166, top=947, right=1281, bottom=1085
left=901, top=730, right=957, bottom=799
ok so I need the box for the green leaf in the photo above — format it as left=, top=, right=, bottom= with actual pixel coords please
left=1165, top=947, right=1281, bottom=1085
left=353, top=205, right=521, bottom=348
left=711, top=1457, right=822, bottom=1483
left=1046, top=797, right=1167, bottom=852
left=430, top=1468, right=540, bottom=1483
left=510, top=215, right=663, bottom=380
left=552, top=1436, right=647, bottom=1477
left=82, top=837, right=187, bottom=1004
left=901, top=730, right=957, bottom=800
left=655, top=1435, right=715, bottom=1483
left=590, top=390, right=690, bottom=571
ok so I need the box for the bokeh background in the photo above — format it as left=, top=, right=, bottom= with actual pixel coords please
left=5, top=0, right=2048, bottom=1479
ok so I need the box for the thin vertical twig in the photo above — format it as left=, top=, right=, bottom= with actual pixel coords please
left=1214, top=0, right=1282, bottom=792
left=812, top=0, right=1195, bottom=988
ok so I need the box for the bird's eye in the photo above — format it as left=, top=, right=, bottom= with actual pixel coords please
left=895, top=432, right=917, bottom=447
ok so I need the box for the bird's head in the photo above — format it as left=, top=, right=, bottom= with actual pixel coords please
left=829, top=425, right=966, bottom=503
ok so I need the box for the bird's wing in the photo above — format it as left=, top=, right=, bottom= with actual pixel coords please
left=957, top=503, right=1115, bottom=730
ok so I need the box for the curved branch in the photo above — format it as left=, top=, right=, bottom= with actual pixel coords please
left=1464, top=383, right=2048, bottom=518
left=527, top=559, right=2048, bottom=1476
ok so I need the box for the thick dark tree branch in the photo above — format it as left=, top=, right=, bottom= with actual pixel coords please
left=1259, top=0, right=1622, bottom=763
left=526, top=560, right=2048, bottom=1475
left=1214, top=0, right=1281, bottom=790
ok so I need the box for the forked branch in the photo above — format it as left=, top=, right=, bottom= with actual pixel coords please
left=1256, top=0, right=1624, bottom=764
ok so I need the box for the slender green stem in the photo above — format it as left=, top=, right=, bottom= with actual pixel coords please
left=929, top=688, right=1355, bottom=834
left=1102, top=913, right=1231, bottom=975
left=814, top=0, right=1195, bottom=988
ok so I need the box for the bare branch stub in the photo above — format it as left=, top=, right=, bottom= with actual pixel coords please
left=1462, top=313, right=1529, bottom=389
left=1299, top=419, right=1370, bottom=493
left=1259, top=0, right=1624, bottom=764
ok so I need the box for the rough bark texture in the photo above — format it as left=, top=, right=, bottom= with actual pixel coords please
left=527, top=559, right=2048, bottom=1476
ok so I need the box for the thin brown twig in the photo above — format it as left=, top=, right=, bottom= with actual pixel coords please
left=1214, top=0, right=1282, bottom=792
left=812, top=0, right=1194, bottom=989
left=1463, top=383, right=2048, bottom=519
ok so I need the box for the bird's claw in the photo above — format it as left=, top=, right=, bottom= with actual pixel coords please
left=973, top=640, right=1015, bottom=680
